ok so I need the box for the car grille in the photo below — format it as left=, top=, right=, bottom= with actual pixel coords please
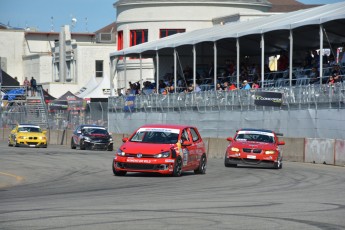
left=28, top=137, right=38, bottom=140
left=243, top=148, right=262, bottom=153
left=125, top=153, right=156, bottom=158
left=27, top=142, right=39, bottom=145
left=117, top=163, right=159, bottom=170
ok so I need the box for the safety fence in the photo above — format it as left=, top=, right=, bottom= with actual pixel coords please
left=108, top=83, right=345, bottom=112
left=0, top=101, right=108, bottom=130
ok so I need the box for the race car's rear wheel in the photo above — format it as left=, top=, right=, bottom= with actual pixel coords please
left=71, top=138, right=76, bottom=149
left=194, top=154, right=207, bottom=174
left=172, top=156, right=182, bottom=177
left=112, top=161, right=127, bottom=176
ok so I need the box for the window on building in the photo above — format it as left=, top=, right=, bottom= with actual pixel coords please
left=160, top=29, right=185, bottom=38
left=95, top=60, right=103, bottom=77
left=130, top=29, right=148, bottom=47
left=117, top=31, right=123, bottom=51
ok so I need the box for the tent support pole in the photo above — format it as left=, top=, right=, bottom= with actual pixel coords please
left=124, top=56, right=127, bottom=92
left=139, top=54, right=143, bottom=90
left=320, top=24, right=324, bottom=84
left=174, top=48, right=177, bottom=93
left=156, top=51, right=159, bottom=93
left=193, top=45, right=196, bottom=91
left=214, top=41, right=217, bottom=91
left=236, top=37, right=240, bottom=88
left=289, top=29, right=293, bottom=87
left=261, top=33, right=265, bottom=88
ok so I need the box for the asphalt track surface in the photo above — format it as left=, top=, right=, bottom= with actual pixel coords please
left=0, top=142, right=345, bottom=230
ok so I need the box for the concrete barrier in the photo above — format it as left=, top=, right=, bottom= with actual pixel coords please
left=0, top=127, right=343, bottom=167
left=335, top=139, right=345, bottom=167
left=281, top=137, right=304, bottom=162
left=305, top=138, right=335, bottom=165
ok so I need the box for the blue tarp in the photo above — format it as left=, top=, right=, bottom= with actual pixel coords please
left=2, top=88, right=25, bottom=101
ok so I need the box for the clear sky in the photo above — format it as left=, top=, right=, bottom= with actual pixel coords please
left=0, top=0, right=116, bottom=32
left=0, top=0, right=344, bottom=32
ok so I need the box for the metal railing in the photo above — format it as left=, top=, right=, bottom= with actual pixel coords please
left=109, top=83, right=345, bottom=112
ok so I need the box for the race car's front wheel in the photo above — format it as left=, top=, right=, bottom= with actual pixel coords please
left=273, top=160, right=283, bottom=169
left=112, top=161, right=127, bottom=176
left=194, top=154, right=207, bottom=174
left=172, top=156, right=182, bottom=177
left=71, top=138, right=76, bottom=149
left=80, top=140, right=85, bottom=150
left=224, top=157, right=237, bottom=167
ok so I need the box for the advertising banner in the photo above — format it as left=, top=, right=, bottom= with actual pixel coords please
left=254, top=91, right=283, bottom=107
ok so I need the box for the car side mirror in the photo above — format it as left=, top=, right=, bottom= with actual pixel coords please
left=42, top=130, right=47, bottom=134
left=122, top=137, right=129, bottom=143
left=278, top=141, right=285, bottom=145
left=182, top=140, right=192, bottom=146
left=77, top=130, right=81, bottom=134
left=226, top=137, right=234, bottom=142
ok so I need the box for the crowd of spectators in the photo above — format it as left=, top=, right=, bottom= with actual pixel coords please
left=121, top=48, right=345, bottom=96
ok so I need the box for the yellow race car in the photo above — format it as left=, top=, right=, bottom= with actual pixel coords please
left=8, top=124, right=48, bottom=148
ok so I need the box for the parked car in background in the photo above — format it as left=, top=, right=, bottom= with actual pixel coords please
left=8, top=124, right=47, bottom=148
left=224, top=128, right=285, bottom=169
left=113, top=124, right=207, bottom=176
left=71, top=125, right=113, bottom=151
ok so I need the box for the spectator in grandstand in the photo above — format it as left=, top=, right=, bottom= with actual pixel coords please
left=216, top=83, right=222, bottom=91
left=252, top=79, right=260, bottom=89
left=309, top=66, right=320, bottom=84
left=311, top=50, right=320, bottom=67
left=241, top=80, right=251, bottom=90
left=328, top=75, right=335, bottom=86
left=194, top=84, right=202, bottom=93
left=168, top=85, right=175, bottom=93
left=304, top=50, right=313, bottom=68
left=229, top=82, right=237, bottom=90
left=222, top=81, right=229, bottom=91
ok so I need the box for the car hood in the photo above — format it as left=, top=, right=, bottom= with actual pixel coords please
left=231, top=141, right=277, bottom=150
left=120, top=142, right=175, bottom=154
left=17, top=132, right=45, bottom=137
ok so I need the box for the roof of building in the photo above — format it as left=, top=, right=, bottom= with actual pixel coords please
left=269, top=0, right=320, bottom=12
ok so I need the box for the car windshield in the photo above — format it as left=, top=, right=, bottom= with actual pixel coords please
left=18, top=127, right=42, bottom=133
left=235, top=132, right=274, bottom=143
left=83, top=128, right=108, bottom=135
left=131, top=131, right=179, bottom=144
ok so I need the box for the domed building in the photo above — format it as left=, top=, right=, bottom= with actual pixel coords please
left=112, top=0, right=278, bottom=93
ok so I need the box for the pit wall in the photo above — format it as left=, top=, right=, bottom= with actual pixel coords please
left=1, top=128, right=344, bottom=167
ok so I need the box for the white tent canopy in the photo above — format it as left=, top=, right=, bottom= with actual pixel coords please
left=110, top=1, right=345, bottom=57
left=77, top=74, right=111, bottom=99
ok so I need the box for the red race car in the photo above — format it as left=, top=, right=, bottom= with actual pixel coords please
left=112, top=124, right=207, bottom=176
left=224, top=128, right=285, bottom=169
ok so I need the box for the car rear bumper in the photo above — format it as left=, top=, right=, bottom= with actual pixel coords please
left=113, top=157, right=175, bottom=174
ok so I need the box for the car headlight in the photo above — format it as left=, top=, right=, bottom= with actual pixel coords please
left=84, top=137, right=91, bottom=142
left=18, top=136, right=26, bottom=139
left=265, top=150, right=276, bottom=155
left=39, top=136, right=46, bottom=140
left=230, top=147, right=240, bottom=152
left=117, top=149, right=125, bottom=156
left=154, top=151, right=170, bottom=158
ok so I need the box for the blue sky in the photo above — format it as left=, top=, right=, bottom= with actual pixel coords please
left=0, top=0, right=116, bottom=32
left=0, top=0, right=344, bottom=32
